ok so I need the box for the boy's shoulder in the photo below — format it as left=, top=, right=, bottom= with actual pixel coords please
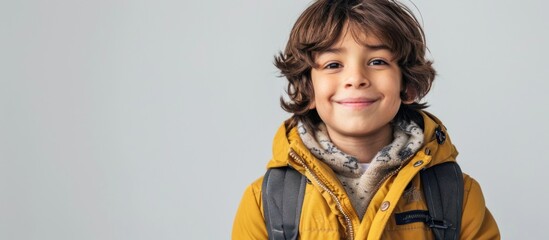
left=241, top=175, right=265, bottom=204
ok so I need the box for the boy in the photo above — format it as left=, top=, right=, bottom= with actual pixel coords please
left=233, top=0, right=500, bottom=239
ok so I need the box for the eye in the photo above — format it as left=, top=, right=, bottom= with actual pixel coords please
left=324, top=62, right=342, bottom=69
left=368, top=59, right=388, bottom=66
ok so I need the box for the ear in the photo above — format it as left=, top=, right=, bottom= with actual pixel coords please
left=402, top=86, right=417, bottom=104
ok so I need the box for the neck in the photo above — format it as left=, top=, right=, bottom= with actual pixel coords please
left=326, top=124, right=393, bottom=163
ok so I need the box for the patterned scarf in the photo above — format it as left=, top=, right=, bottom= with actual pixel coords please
left=298, top=121, right=424, bottom=220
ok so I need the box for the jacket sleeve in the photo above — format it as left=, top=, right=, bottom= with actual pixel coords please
left=232, top=179, right=268, bottom=240
left=460, top=175, right=501, bottom=240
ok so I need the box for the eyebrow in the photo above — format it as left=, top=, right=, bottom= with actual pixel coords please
left=364, top=43, right=391, bottom=51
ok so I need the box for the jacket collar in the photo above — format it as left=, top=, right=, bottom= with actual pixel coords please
left=267, top=110, right=458, bottom=170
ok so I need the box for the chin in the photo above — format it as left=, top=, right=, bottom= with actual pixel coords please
left=342, top=122, right=391, bottom=137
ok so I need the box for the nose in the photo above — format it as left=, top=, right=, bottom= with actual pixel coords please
left=344, top=65, right=369, bottom=89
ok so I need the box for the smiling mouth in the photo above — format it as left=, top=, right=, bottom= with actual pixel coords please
left=335, top=98, right=378, bottom=108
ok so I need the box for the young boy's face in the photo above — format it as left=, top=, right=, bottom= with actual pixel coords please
left=310, top=29, right=403, bottom=139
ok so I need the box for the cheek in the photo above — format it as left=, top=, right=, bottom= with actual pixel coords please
left=313, top=83, right=328, bottom=99
left=311, top=75, right=333, bottom=101
left=379, top=77, right=402, bottom=94
left=378, top=75, right=403, bottom=105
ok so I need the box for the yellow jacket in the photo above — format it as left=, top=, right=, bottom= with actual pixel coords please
left=232, top=112, right=500, bottom=239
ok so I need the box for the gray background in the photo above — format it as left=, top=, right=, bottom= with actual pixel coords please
left=1, top=0, right=547, bottom=239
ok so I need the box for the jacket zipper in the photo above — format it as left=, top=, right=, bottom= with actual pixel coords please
left=289, top=150, right=355, bottom=240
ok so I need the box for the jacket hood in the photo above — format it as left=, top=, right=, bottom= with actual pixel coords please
left=267, top=110, right=459, bottom=169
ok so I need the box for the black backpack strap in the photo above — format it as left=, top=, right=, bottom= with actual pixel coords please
left=262, top=167, right=307, bottom=240
left=421, top=162, right=464, bottom=240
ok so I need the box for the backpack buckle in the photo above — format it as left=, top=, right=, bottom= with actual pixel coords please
left=427, top=218, right=450, bottom=229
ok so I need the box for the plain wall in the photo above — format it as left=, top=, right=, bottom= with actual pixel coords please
left=1, top=0, right=548, bottom=239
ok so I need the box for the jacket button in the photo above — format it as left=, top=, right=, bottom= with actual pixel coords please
left=380, top=201, right=390, bottom=211
left=435, top=127, right=446, bottom=144
left=413, top=160, right=424, bottom=167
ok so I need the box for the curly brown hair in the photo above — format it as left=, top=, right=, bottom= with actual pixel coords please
left=275, top=0, right=436, bottom=130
